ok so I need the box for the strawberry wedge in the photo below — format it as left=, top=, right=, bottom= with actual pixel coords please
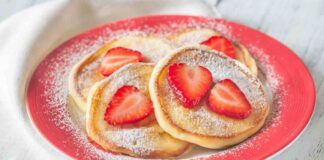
left=104, top=85, right=153, bottom=125
left=100, top=47, right=142, bottom=77
left=201, top=35, right=236, bottom=59
left=167, top=63, right=213, bottom=108
left=207, top=79, right=252, bottom=119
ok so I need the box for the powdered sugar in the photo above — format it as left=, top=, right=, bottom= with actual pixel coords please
left=39, top=37, right=106, bottom=130
left=37, top=32, right=144, bottom=159
left=105, top=126, right=160, bottom=156
left=30, top=17, right=286, bottom=159
left=247, top=45, right=286, bottom=130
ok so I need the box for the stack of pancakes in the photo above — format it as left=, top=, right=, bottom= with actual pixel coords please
left=68, top=28, right=269, bottom=158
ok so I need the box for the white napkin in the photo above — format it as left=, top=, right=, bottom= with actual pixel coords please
left=0, top=0, right=220, bottom=159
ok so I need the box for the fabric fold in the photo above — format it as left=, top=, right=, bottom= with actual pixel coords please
left=0, top=0, right=220, bottom=159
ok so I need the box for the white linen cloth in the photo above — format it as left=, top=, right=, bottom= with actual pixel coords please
left=0, top=0, right=220, bottom=159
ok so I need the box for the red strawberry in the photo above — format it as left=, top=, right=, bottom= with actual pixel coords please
left=207, top=79, right=252, bottom=119
left=167, top=63, right=213, bottom=108
left=201, top=35, right=236, bottom=59
left=99, top=47, right=142, bottom=77
left=104, top=85, right=153, bottom=125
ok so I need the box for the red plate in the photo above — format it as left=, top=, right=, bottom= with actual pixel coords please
left=26, top=15, right=315, bottom=159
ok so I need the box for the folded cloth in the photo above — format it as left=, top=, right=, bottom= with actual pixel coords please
left=0, top=0, right=220, bottom=159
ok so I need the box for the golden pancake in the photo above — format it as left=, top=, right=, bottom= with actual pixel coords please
left=86, top=63, right=190, bottom=158
left=69, top=34, right=173, bottom=111
left=149, top=46, right=269, bottom=149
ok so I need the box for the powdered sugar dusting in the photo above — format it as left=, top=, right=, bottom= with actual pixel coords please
left=247, top=44, right=286, bottom=131
left=36, top=33, right=146, bottom=159
left=105, top=126, right=160, bottom=156
left=39, top=37, right=106, bottom=130
left=29, top=16, right=286, bottom=159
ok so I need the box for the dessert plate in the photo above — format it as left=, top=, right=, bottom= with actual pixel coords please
left=26, top=15, right=315, bottom=159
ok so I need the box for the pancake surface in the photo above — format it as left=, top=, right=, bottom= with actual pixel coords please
left=169, top=28, right=258, bottom=75
left=69, top=34, right=173, bottom=111
left=86, top=63, right=190, bottom=158
left=149, top=46, right=269, bottom=149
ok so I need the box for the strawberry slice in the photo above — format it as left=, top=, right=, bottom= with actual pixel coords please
left=167, top=63, right=213, bottom=108
left=207, top=79, right=252, bottom=119
left=104, top=85, right=153, bottom=125
left=99, top=47, right=142, bottom=77
left=201, top=35, right=236, bottom=59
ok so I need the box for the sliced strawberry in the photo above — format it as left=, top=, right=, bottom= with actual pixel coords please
left=104, top=85, right=153, bottom=125
left=167, top=63, right=213, bottom=108
left=207, top=79, right=252, bottom=119
left=201, top=35, right=236, bottom=59
left=99, top=47, right=142, bottom=77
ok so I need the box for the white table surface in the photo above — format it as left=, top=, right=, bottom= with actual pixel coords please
left=0, top=0, right=323, bottom=159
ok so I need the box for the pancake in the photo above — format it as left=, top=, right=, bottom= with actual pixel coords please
left=69, top=34, right=173, bottom=111
left=86, top=63, right=190, bottom=158
left=169, top=28, right=258, bottom=75
left=149, top=46, right=269, bottom=149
